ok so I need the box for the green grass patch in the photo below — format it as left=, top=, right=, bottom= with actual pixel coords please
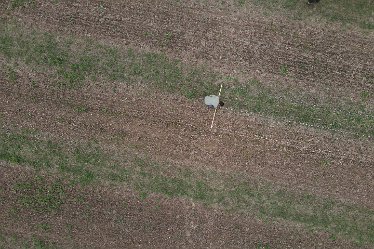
left=13, top=175, right=65, bottom=213
left=256, top=241, right=271, bottom=249
left=10, top=0, right=35, bottom=9
left=0, top=21, right=373, bottom=138
left=279, top=64, right=289, bottom=76
left=37, top=223, right=52, bottom=232
left=4, top=63, right=19, bottom=83
left=74, top=104, right=90, bottom=113
left=0, top=232, right=58, bottom=249
left=228, top=81, right=374, bottom=137
left=31, top=236, right=58, bottom=249
left=0, top=131, right=106, bottom=186
left=246, top=0, right=374, bottom=29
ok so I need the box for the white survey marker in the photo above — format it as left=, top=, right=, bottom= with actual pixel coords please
left=204, top=95, right=220, bottom=108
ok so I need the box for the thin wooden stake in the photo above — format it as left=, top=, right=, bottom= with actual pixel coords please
left=210, top=84, right=223, bottom=129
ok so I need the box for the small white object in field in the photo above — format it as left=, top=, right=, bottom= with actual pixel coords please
left=204, top=95, right=220, bottom=108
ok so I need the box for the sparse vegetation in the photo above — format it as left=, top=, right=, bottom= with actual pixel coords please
left=1, top=130, right=373, bottom=245
left=14, top=176, right=65, bottom=213
left=129, top=160, right=374, bottom=245
left=74, top=105, right=89, bottom=113
left=10, top=0, right=35, bottom=9
left=0, top=22, right=372, bottom=137
left=0, top=233, right=57, bottom=249
left=256, top=241, right=271, bottom=249
left=279, top=64, right=288, bottom=76
left=37, top=223, right=51, bottom=232
left=0, top=1, right=372, bottom=247
left=0, top=131, right=105, bottom=185
left=231, top=0, right=374, bottom=29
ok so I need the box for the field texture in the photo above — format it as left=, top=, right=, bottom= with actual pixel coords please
left=0, top=0, right=373, bottom=248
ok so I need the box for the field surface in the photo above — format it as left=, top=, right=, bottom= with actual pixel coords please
left=0, top=0, right=373, bottom=248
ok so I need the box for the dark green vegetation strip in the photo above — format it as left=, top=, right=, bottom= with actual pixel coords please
left=1, top=23, right=373, bottom=137
left=1, top=130, right=373, bottom=245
